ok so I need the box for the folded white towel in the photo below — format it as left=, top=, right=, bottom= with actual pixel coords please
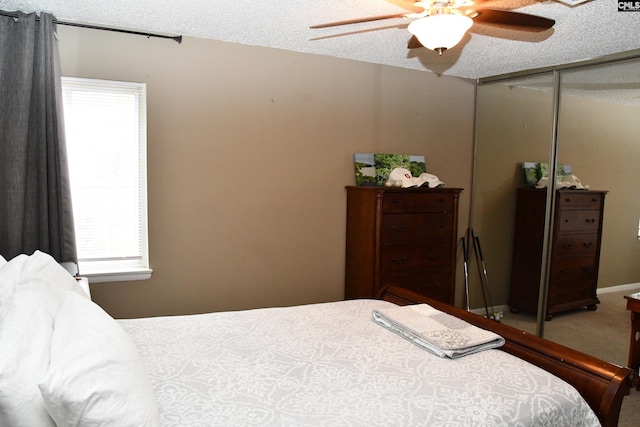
left=372, top=304, right=505, bottom=359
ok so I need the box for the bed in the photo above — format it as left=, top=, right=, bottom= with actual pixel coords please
left=0, top=252, right=634, bottom=427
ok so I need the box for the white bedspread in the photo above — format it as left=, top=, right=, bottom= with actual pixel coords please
left=119, top=299, right=600, bottom=427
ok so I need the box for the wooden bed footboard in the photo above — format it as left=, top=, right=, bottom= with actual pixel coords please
left=378, top=284, right=634, bottom=427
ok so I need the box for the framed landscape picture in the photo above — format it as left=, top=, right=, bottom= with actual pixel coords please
left=353, top=153, right=377, bottom=186
left=353, top=153, right=427, bottom=186
left=522, top=162, right=572, bottom=187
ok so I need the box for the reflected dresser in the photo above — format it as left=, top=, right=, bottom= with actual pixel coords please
left=509, top=188, right=607, bottom=320
left=345, top=186, right=462, bottom=304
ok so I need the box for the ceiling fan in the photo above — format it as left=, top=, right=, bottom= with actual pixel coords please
left=310, top=0, right=555, bottom=55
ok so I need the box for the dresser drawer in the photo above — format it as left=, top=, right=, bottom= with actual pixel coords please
left=510, top=188, right=605, bottom=318
left=382, top=192, right=453, bottom=212
left=557, top=209, right=600, bottom=233
left=345, top=186, right=461, bottom=300
left=557, top=192, right=602, bottom=209
left=550, top=256, right=597, bottom=281
left=549, top=280, right=595, bottom=306
left=381, top=213, right=453, bottom=242
left=553, top=234, right=599, bottom=257
left=381, top=270, right=452, bottom=303
left=381, top=242, right=452, bottom=273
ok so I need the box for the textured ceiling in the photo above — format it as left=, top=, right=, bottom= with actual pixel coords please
left=488, top=57, right=640, bottom=107
left=2, top=0, right=640, bottom=80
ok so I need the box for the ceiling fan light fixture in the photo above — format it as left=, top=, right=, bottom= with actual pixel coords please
left=408, top=13, right=473, bottom=55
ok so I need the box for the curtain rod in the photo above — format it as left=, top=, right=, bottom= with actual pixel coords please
left=0, top=11, right=182, bottom=44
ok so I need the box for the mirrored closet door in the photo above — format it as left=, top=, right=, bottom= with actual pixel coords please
left=472, top=50, right=640, bottom=360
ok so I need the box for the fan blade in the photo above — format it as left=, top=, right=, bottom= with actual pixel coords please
left=310, top=13, right=407, bottom=29
left=471, top=9, right=555, bottom=32
left=386, top=0, right=427, bottom=14
left=407, top=35, right=423, bottom=49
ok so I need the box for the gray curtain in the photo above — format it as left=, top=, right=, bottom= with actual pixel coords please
left=0, top=11, right=77, bottom=263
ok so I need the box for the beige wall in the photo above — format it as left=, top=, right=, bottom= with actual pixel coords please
left=56, top=26, right=476, bottom=318
left=472, top=83, right=555, bottom=309
left=557, top=95, right=640, bottom=288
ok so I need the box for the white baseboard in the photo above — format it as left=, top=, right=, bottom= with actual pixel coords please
left=597, top=282, right=640, bottom=294
left=469, top=304, right=510, bottom=317
left=468, top=283, right=640, bottom=315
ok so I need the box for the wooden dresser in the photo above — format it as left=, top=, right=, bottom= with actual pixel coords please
left=509, top=188, right=607, bottom=320
left=345, top=186, right=462, bottom=304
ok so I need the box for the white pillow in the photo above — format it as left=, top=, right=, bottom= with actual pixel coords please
left=0, top=251, right=91, bottom=427
left=17, top=251, right=88, bottom=310
left=0, top=254, right=29, bottom=307
left=0, top=287, right=56, bottom=427
left=39, top=291, right=160, bottom=427
left=0, top=254, right=6, bottom=266
left=0, top=251, right=86, bottom=308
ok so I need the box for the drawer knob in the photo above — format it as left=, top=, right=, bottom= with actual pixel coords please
left=585, top=218, right=596, bottom=224
left=562, top=243, right=573, bottom=249
left=427, top=254, right=442, bottom=261
left=391, top=225, right=409, bottom=233
left=583, top=242, right=593, bottom=248
left=391, top=256, right=408, bottom=265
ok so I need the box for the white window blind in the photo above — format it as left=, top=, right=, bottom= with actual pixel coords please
left=61, top=77, right=151, bottom=282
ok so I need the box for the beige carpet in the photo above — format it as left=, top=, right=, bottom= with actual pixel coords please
left=500, top=290, right=639, bottom=427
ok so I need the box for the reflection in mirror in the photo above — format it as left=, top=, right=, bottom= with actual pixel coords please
left=471, top=73, right=554, bottom=335
left=472, top=52, right=640, bottom=368
left=544, top=57, right=640, bottom=360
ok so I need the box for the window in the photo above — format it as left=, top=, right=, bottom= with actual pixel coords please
left=61, top=77, right=151, bottom=282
